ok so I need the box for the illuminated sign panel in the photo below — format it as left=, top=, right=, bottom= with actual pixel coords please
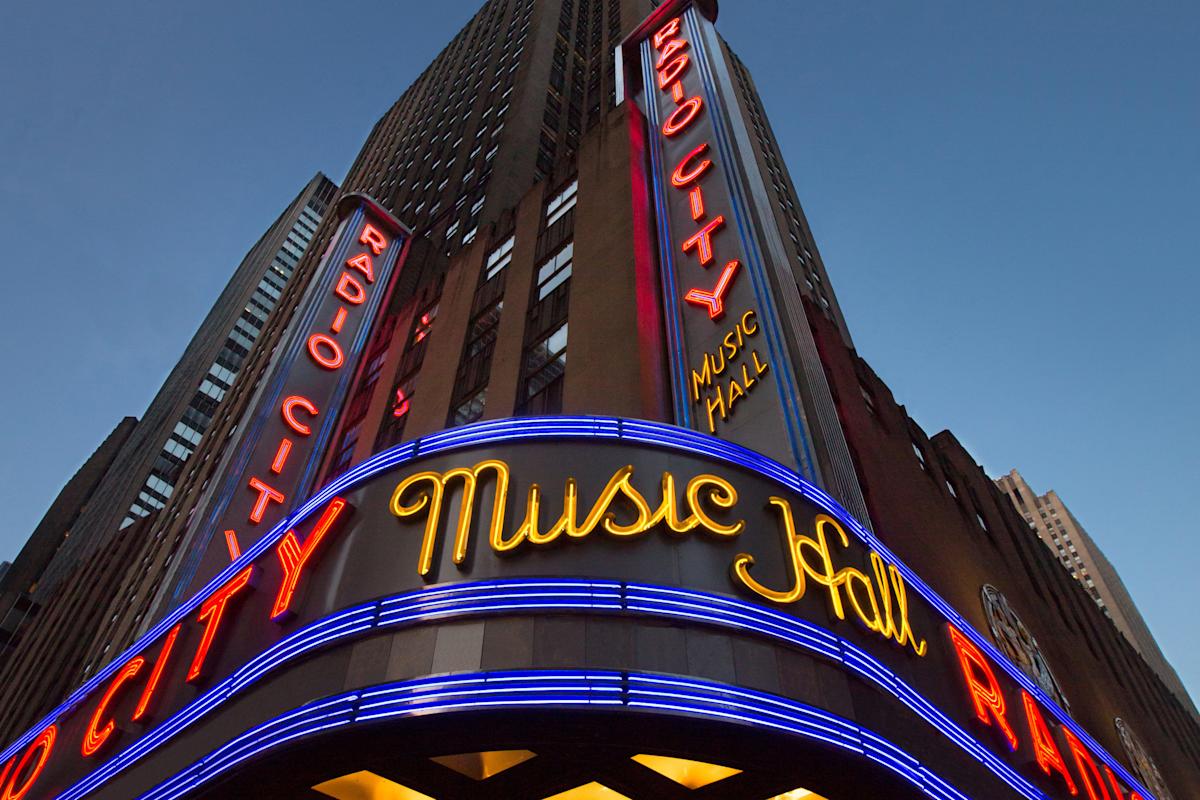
left=630, top=4, right=817, bottom=477
left=160, top=194, right=409, bottom=605
left=0, top=419, right=1158, bottom=799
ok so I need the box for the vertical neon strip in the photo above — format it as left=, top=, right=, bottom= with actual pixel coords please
left=682, top=8, right=818, bottom=482
left=168, top=210, right=363, bottom=605
left=640, top=39, right=692, bottom=426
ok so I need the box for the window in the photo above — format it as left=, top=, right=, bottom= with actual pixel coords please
left=535, top=242, right=573, bottom=300
left=451, top=387, right=488, bottom=426
left=859, top=384, right=877, bottom=417
left=545, top=179, right=577, bottom=226
left=520, top=322, right=568, bottom=414
left=911, top=441, right=927, bottom=471
left=485, top=235, right=515, bottom=280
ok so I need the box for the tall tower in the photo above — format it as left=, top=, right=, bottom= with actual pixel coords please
left=0, top=173, right=336, bottom=742
left=997, top=468, right=1197, bottom=718
left=31, top=173, right=337, bottom=601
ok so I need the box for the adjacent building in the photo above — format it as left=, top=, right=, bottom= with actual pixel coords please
left=996, top=469, right=1196, bottom=718
left=0, top=173, right=336, bottom=743
left=0, top=417, right=137, bottom=659
left=0, top=2, right=1195, bottom=799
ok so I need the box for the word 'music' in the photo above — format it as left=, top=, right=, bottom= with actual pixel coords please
left=389, top=459, right=925, bottom=657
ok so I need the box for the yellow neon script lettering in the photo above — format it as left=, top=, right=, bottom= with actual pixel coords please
left=389, top=459, right=510, bottom=576
left=390, top=460, right=744, bottom=573
left=733, top=498, right=927, bottom=656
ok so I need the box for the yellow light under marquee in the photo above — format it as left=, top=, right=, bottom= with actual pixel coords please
left=429, top=749, right=536, bottom=780
left=630, top=753, right=742, bottom=788
left=541, top=782, right=633, bottom=800
left=312, top=770, right=435, bottom=800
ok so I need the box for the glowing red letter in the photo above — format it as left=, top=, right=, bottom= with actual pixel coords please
left=247, top=476, right=284, bottom=524
left=672, top=142, right=713, bottom=188
left=346, top=252, right=376, bottom=283
left=1064, top=729, right=1112, bottom=800
left=82, top=657, right=145, bottom=757
left=1, top=725, right=56, bottom=800
left=656, top=37, right=687, bottom=69
left=657, top=53, right=690, bottom=90
left=132, top=624, right=182, bottom=722
left=271, top=498, right=348, bottom=621
left=1103, top=766, right=1128, bottom=800
left=359, top=224, right=387, bottom=255
left=663, top=96, right=703, bottom=136
left=308, top=333, right=345, bottom=370
left=653, top=17, right=680, bottom=49
left=187, top=566, right=255, bottom=682
left=335, top=272, right=365, bottom=305
left=1022, top=691, right=1078, bottom=795
left=685, top=260, right=740, bottom=320
left=947, top=624, right=1018, bottom=751
left=681, top=215, right=725, bottom=266
left=281, top=395, right=318, bottom=435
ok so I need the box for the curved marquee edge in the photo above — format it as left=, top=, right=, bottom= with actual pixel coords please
left=4, top=416, right=1151, bottom=799
left=52, top=580, right=1047, bottom=800
left=137, top=668, right=971, bottom=800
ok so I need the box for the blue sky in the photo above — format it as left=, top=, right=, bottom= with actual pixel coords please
left=0, top=2, right=1196, bottom=700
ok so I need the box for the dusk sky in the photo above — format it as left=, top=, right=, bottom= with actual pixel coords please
left=1, top=0, right=1196, bottom=703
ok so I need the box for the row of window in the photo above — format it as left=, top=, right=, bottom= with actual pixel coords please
left=728, top=53, right=836, bottom=316
left=119, top=208, right=321, bottom=529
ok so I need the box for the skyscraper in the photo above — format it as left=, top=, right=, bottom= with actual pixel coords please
left=0, top=173, right=336, bottom=743
left=996, top=469, right=1196, bottom=719
left=31, top=173, right=337, bottom=601
left=0, top=2, right=1195, bottom=799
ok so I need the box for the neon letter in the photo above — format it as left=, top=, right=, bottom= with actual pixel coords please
left=681, top=215, right=725, bottom=265
left=1103, top=766, right=1128, bottom=800
left=655, top=37, right=687, bottom=69
left=652, top=17, right=680, bottom=49
left=307, top=333, right=344, bottom=369
left=247, top=476, right=284, bottom=524
left=281, top=395, right=318, bottom=435
left=685, top=260, right=740, bottom=319
left=271, top=438, right=292, bottom=474
left=132, top=624, right=181, bottom=722
left=271, top=498, right=348, bottom=621
left=657, top=54, right=689, bottom=89
left=335, top=272, right=365, bottom=305
left=1064, top=729, right=1112, bottom=800
left=672, top=142, right=712, bottom=188
left=82, top=658, right=145, bottom=757
left=359, top=223, right=387, bottom=256
left=688, top=185, right=705, bottom=220
left=346, top=252, right=376, bottom=283
left=1022, top=691, right=1078, bottom=794
left=663, top=96, right=703, bottom=136
left=1, top=725, right=56, bottom=800
left=187, top=566, right=255, bottom=682
left=947, top=624, right=1019, bottom=751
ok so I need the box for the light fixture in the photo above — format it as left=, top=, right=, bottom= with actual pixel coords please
left=429, top=749, right=536, bottom=780
left=630, top=753, right=741, bottom=788
left=542, top=782, right=633, bottom=799
left=312, top=770, right=435, bottom=800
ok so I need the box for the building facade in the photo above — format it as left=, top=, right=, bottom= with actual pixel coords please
left=0, top=2, right=1196, bottom=799
left=995, top=469, right=1196, bottom=719
left=0, top=173, right=336, bottom=743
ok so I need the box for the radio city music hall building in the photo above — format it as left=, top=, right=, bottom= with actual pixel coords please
left=0, top=1, right=1196, bottom=799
